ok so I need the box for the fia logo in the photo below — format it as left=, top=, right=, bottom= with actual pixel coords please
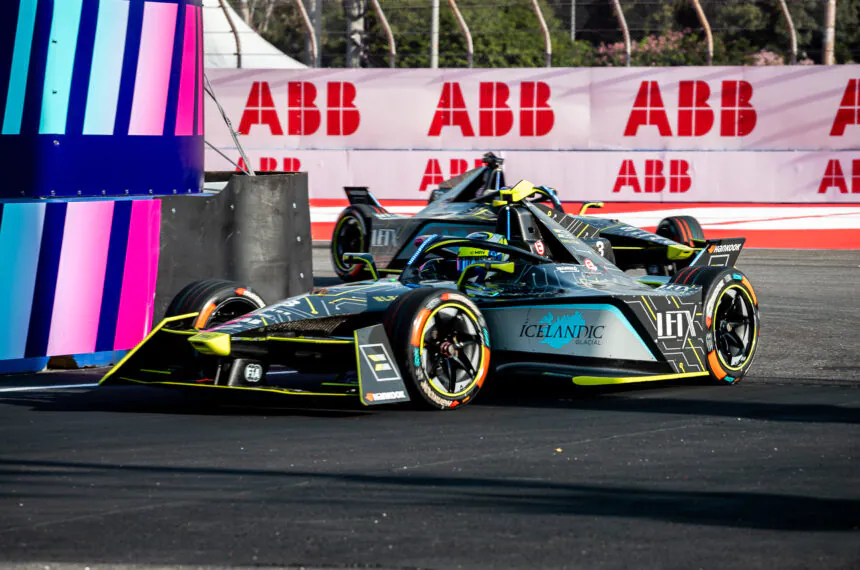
left=656, top=311, right=695, bottom=340
left=244, top=363, right=264, bottom=383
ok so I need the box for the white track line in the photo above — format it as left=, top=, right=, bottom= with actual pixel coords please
left=0, top=383, right=99, bottom=393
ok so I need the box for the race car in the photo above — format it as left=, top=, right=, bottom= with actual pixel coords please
left=101, top=182, right=759, bottom=411
left=331, top=153, right=707, bottom=281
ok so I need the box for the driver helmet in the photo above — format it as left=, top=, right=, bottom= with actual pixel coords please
left=456, top=232, right=510, bottom=272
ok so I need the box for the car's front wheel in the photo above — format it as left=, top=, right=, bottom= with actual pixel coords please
left=383, top=289, right=491, bottom=410
left=165, top=279, right=266, bottom=330
left=331, top=207, right=370, bottom=281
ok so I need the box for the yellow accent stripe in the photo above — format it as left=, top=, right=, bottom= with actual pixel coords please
left=671, top=296, right=680, bottom=309
left=572, top=371, right=709, bottom=386
left=641, top=297, right=656, bottom=320
left=354, top=330, right=366, bottom=406
left=140, top=368, right=172, bottom=376
left=100, top=312, right=200, bottom=385
left=266, top=336, right=353, bottom=345
left=304, top=297, right=318, bottom=315
left=687, top=337, right=705, bottom=369
left=120, top=378, right=352, bottom=397
left=160, top=329, right=197, bottom=336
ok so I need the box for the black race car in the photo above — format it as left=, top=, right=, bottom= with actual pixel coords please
left=331, top=153, right=707, bottom=281
left=102, top=183, right=759, bottom=411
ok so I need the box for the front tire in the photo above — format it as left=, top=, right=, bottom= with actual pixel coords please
left=648, top=215, right=706, bottom=276
left=383, top=289, right=491, bottom=410
left=165, top=279, right=266, bottom=330
left=331, top=207, right=370, bottom=281
left=672, top=267, right=760, bottom=384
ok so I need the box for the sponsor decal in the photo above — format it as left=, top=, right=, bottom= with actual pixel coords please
left=818, top=159, right=860, bottom=194
left=371, top=228, right=398, bottom=247
left=244, top=363, right=264, bottom=383
left=419, top=157, right=485, bottom=191
left=534, top=240, right=546, bottom=256
left=520, top=312, right=606, bottom=349
left=238, top=81, right=360, bottom=136
left=656, top=311, right=696, bottom=339
left=712, top=243, right=742, bottom=254
left=418, top=380, right=453, bottom=407
left=584, top=258, right=598, bottom=271
left=359, top=344, right=401, bottom=382
left=612, top=159, right=691, bottom=194
left=830, top=79, right=860, bottom=136
left=365, top=390, right=407, bottom=402
left=372, top=295, right=399, bottom=303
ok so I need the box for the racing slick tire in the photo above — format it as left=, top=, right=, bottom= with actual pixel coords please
left=331, top=207, right=371, bottom=282
left=671, top=266, right=760, bottom=384
left=656, top=215, right=705, bottom=247
left=165, top=279, right=266, bottom=330
left=647, top=215, right=705, bottom=276
left=383, top=289, right=491, bottom=410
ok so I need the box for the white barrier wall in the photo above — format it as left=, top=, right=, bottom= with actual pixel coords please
left=205, top=67, right=860, bottom=203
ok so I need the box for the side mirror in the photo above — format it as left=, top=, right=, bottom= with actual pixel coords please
left=343, top=252, right=379, bottom=280
left=579, top=201, right=605, bottom=215
left=456, top=262, right=515, bottom=291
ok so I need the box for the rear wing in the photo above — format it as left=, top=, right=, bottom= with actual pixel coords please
left=689, top=238, right=745, bottom=268
left=344, top=186, right=387, bottom=212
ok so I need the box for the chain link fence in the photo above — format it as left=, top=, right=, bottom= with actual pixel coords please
left=228, top=0, right=856, bottom=68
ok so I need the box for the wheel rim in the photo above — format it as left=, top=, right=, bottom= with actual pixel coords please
left=714, top=285, right=756, bottom=371
left=419, top=303, right=485, bottom=397
left=205, top=298, right=261, bottom=328
left=333, top=215, right=365, bottom=271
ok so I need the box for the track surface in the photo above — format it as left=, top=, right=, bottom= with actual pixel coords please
left=0, top=249, right=858, bottom=569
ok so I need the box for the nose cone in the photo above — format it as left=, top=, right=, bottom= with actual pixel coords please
left=189, top=331, right=231, bottom=356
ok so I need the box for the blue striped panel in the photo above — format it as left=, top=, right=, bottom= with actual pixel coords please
left=39, top=0, right=85, bottom=134
left=0, top=203, right=46, bottom=360
left=95, top=200, right=132, bottom=352
left=83, top=0, right=130, bottom=135
left=2, top=0, right=39, bottom=135
left=25, top=202, right=67, bottom=358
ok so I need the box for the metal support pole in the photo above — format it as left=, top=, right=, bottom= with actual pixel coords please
left=777, top=0, right=798, bottom=64
left=570, top=0, right=576, bottom=42
left=431, top=0, right=440, bottom=68
left=448, top=0, right=473, bottom=68
left=530, top=0, right=552, bottom=67
left=824, top=0, right=837, bottom=65
left=294, top=0, right=318, bottom=67
left=609, top=0, right=631, bottom=67
left=690, top=0, right=713, bottom=66
left=311, top=0, right=322, bottom=67
left=217, top=0, right=242, bottom=68
left=371, top=0, right=396, bottom=68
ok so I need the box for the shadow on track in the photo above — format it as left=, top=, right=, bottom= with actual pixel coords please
left=1, top=457, right=858, bottom=532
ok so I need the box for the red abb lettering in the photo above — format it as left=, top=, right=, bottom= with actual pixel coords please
left=624, top=81, right=672, bottom=137
left=721, top=80, right=756, bottom=137
left=327, top=82, right=360, bottom=136
left=479, top=83, right=514, bottom=136
left=624, top=80, right=755, bottom=137
left=677, top=81, right=714, bottom=137
left=830, top=79, right=860, bottom=136
left=520, top=82, right=554, bottom=136
left=450, top=159, right=469, bottom=177
left=428, top=83, right=475, bottom=137
left=612, top=160, right=642, bottom=193
left=283, top=158, right=302, bottom=171
left=238, top=82, right=284, bottom=136
left=287, top=82, right=321, bottom=136
left=234, top=156, right=302, bottom=173
left=613, top=160, right=691, bottom=193
left=419, top=159, right=445, bottom=191
left=818, top=159, right=860, bottom=193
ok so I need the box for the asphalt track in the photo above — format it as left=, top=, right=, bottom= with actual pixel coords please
left=0, top=248, right=858, bottom=569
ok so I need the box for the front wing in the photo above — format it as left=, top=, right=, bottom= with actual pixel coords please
left=100, top=314, right=411, bottom=406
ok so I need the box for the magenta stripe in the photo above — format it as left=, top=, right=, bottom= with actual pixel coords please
left=196, top=6, right=204, bottom=135
left=114, top=200, right=161, bottom=350
left=46, top=202, right=115, bottom=356
left=175, top=5, right=197, bottom=135
left=128, top=2, right=178, bottom=136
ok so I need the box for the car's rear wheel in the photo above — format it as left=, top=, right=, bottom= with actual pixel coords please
left=647, top=215, right=706, bottom=275
left=672, top=267, right=759, bottom=384
left=384, top=289, right=490, bottom=410
left=165, top=279, right=266, bottom=330
left=331, top=207, right=370, bottom=281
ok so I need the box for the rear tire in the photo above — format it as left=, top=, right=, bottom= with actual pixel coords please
left=383, top=289, right=491, bottom=410
left=672, top=267, right=760, bottom=384
left=331, top=207, right=370, bottom=281
left=165, top=279, right=266, bottom=330
left=657, top=215, right=705, bottom=247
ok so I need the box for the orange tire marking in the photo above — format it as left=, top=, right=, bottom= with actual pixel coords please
left=707, top=350, right=727, bottom=380
left=195, top=302, right=217, bottom=329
